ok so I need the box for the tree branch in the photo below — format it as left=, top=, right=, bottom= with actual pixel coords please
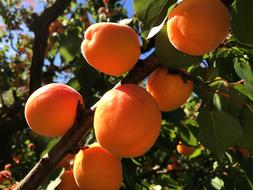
left=15, top=54, right=159, bottom=190
left=29, top=0, right=73, bottom=94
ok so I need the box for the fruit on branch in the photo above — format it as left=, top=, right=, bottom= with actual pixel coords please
left=25, top=83, right=83, bottom=137
left=73, top=143, right=122, bottom=190
left=94, top=84, right=162, bottom=157
left=176, top=142, right=196, bottom=156
left=146, top=67, right=193, bottom=112
left=81, top=22, right=140, bottom=76
left=58, top=170, right=79, bottom=190
left=167, top=0, right=230, bottom=55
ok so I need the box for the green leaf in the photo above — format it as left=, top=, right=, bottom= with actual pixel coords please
left=38, top=168, right=64, bottom=190
left=234, top=60, right=253, bottom=100
left=211, top=85, right=247, bottom=118
left=213, top=93, right=222, bottom=111
left=40, top=138, right=60, bottom=158
left=231, top=0, right=253, bottom=47
left=68, top=78, right=81, bottom=91
left=178, top=125, right=198, bottom=146
left=134, top=0, right=176, bottom=38
left=155, top=26, right=198, bottom=68
left=197, top=108, right=243, bottom=158
left=234, top=60, right=253, bottom=84
left=59, top=29, right=82, bottom=63
left=239, top=107, right=253, bottom=153
left=222, top=168, right=253, bottom=190
left=211, top=177, right=224, bottom=190
left=234, top=84, right=253, bottom=101
left=122, top=158, right=139, bottom=189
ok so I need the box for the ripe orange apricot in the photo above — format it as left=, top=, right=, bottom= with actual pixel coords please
left=176, top=142, right=196, bottom=156
left=58, top=170, right=79, bottom=190
left=25, top=83, right=83, bottom=137
left=73, top=143, right=122, bottom=190
left=94, top=84, right=162, bottom=157
left=167, top=0, right=230, bottom=55
left=146, top=67, right=193, bottom=112
left=81, top=22, right=140, bottom=76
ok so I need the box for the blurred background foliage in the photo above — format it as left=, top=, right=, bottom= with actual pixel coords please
left=0, top=0, right=253, bottom=189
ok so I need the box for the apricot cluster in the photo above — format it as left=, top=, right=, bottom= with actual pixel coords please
left=23, top=11, right=207, bottom=188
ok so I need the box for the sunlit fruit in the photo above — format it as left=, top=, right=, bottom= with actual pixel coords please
left=167, top=0, right=230, bottom=55
left=94, top=84, right=162, bottom=157
left=25, top=83, right=83, bottom=137
left=146, top=67, right=193, bottom=111
left=176, top=142, right=196, bottom=156
left=73, top=143, right=122, bottom=190
left=81, top=22, right=140, bottom=76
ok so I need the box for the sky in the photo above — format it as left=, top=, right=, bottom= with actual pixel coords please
left=31, top=0, right=134, bottom=17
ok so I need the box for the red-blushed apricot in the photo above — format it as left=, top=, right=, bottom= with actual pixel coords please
left=58, top=170, right=79, bottom=190
left=176, top=142, right=196, bottom=156
left=73, top=143, right=122, bottom=190
left=167, top=0, right=230, bottom=55
left=146, top=67, right=193, bottom=112
left=94, top=84, right=162, bottom=157
left=0, top=170, right=11, bottom=184
left=81, top=22, right=140, bottom=76
left=25, top=83, right=83, bottom=137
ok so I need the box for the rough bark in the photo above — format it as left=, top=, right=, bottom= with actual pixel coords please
left=29, top=0, right=73, bottom=94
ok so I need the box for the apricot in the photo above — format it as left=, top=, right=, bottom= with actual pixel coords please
left=81, top=22, right=140, bottom=76
left=167, top=163, right=176, bottom=171
left=25, top=83, right=83, bottom=137
left=73, top=143, right=122, bottom=190
left=58, top=170, right=79, bottom=190
left=176, top=142, right=196, bottom=156
left=146, top=67, right=193, bottom=112
left=94, top=84, right=162, bottom=157
left=167, top=0, right=230, bottom=55
left=0, top=170, right=11, bottom=184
